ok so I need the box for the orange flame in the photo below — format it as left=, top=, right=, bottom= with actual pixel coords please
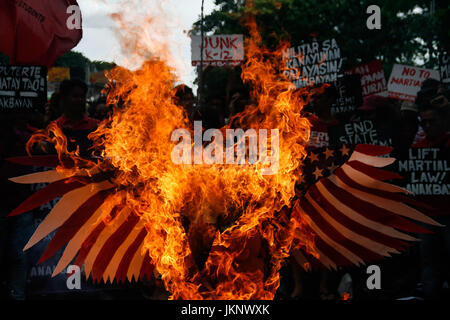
left=29, top=3, right=320, bottom=300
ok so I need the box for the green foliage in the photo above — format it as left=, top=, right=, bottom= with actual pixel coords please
left=192, top=0, right=448, bottom=99
left=91, top=60, right=117, bottom=71
left=54, top=51, right=90, bottom=81
left=0, top=52, right=9, bottom=65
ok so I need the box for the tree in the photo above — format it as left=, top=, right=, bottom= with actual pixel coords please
left=0, top=52, right=9, bottom=65
left=53, top=51, right=90, bottom=81
left=191, top=0, right=448, bottom=99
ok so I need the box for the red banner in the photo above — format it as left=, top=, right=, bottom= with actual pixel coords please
left=0, top=0, right=83, bottom=67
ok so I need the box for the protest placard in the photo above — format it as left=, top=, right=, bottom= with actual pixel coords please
left=48, top=67, right=70, bottom=83
left=345, top=59, right=387, bottom=97
left=397, top=148, right=450, bottom=196
left=330, top=74, right=363, bottom=116
left=0, top=65, right=47, bottom=111
left=440, top=52, right=449, bottom=83
left=191, top=34, right=244, bottom=67
left=387, top=64, right=440, bottom=102
left=283, top=38, right=343, bottom=88
left=328, top=119, right=393, bottom=147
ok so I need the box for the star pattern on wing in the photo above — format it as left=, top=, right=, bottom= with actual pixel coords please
left=7, top=143, right=441, bottom=283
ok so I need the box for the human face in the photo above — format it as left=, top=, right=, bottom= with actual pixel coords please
left=64, top=86, right=86, bottom=117
left=420, top=109, right=446, bottom=141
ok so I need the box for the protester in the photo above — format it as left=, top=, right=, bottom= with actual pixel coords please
left=392, top=101, right=420, bottom=158
left=306, top=85, right=339, bottom=149
left=412, top=101, right=450, bottom=299
left=53, top=79, right=100, bottom=157
left=43, top=92, right=63, bottom=126
left=202, top=94, right=226, bottom=129
left=174, top=84, right=197, bottom=122
left=0, top=112, right=39, bottom=300
left=89, top=96, right=111, bottom=121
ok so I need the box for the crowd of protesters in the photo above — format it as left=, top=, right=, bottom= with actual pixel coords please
left=0, top=74, right=449, bottom=300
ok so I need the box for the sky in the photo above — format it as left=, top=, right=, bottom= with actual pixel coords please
left=74, top=0, right=217, bottom=90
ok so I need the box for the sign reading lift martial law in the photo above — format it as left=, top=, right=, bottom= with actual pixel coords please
left=387, top=64, right=440, bottom=102
left=283, top=38, right=343, bottom=88
left=397, top=148, right=450, bottom=196
left=345, top=59, right=387, bottom=97
left=191, top=34, right=244, bottom=67
left=0, top=65, right=47, bottom=111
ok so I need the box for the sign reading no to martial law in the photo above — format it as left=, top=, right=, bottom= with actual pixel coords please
left=387, top=64, right=440, bottom=102
left=440, top=52, right=450, bottom=83
left=191, top=34, right=244, bottom=67
left=283, top=38, right=343, bottom=88
left=0, top=65, right=47, bottom=111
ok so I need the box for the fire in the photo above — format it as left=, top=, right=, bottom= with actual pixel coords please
left=28, top=2, right=319, bottom=299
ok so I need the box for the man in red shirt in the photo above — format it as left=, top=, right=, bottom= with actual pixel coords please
left=54, top=79, right=99, bottom=158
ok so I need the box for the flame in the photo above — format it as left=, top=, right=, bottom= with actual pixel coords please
left=341, top=292, right=351, bottom=301
left=29, top=2, right=321, bottom=300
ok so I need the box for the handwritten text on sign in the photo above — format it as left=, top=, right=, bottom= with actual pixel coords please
left=328, top=120, right=393, bottom=147
left=191, top=34, right=244, bottom=67
left=283, top=38, right=343, bottom=88
left=345, top=60, right=387, bottom=97
left=440, top=52, right=449, bottom=83
left=398, top=148, right=449, bottom=195
left=0, top=65, right=47, bottom=110
left=388, top=64, right=440, bottom=102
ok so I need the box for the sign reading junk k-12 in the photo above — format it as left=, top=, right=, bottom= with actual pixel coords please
left=191, top=34, right=244, bottom=67
left=0, top=65, right=47, bottom=112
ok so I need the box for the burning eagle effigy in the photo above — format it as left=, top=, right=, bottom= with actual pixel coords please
left=6, top=6, right=440, bottom=300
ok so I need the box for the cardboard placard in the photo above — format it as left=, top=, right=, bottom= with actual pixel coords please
left=48, top=67, right=70, bottom=83
left=387, top=64, right=440, bottom=102
left=345, top=59, right=387, bottom=97
left=191, top=34, right=244, bottom=67
left=0, top=65, right=47, bottom=111
left=330, top=74, right=363, bottom=116
left=283, top=38, right=343, bottom=88
left=397, top=148, right=450, bottom=196
left=328, top=119, right=393, bottom=147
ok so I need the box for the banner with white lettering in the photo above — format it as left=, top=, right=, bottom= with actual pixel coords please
left=440, top=52, right=450, bottom=83
left=191, top=34, right=244, bottom=67
left=397, top=148, right=450, bottom=196
left=330, top=74, right=363, bottom=116
left=283, top=38, right=343, bottom=88
left=328, top=119, right=393, bottom=147
left=0, top=65, right=47, bottom=111
left=387, top=64, right=440, bottom=102
left=345, top=59, right=387, bottom=97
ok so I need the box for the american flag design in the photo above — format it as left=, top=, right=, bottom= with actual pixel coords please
left=291, top=144, right=440, bottom=271
left=6, top=143, right=441, bottom=282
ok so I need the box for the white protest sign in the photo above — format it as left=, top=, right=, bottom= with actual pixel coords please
left=283, top=38, right=343, bottom=88
left=388, top=64, right=440, bottom=102
left=191, top=34, right=244, bottom=67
